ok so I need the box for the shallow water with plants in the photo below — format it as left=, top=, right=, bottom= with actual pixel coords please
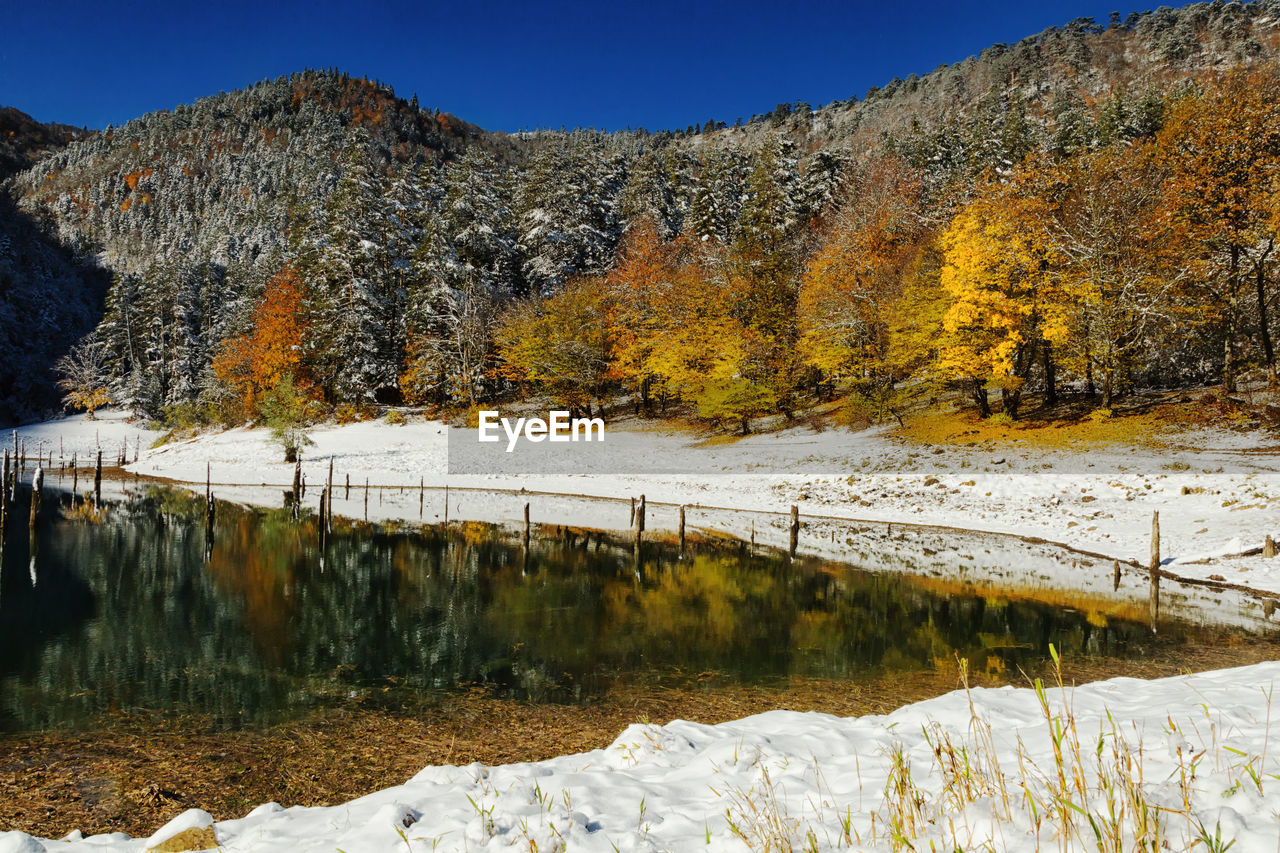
left=0, top=484, right=1261, bottom=734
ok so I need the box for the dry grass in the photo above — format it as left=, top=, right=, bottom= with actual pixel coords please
left=894, top=405, right=1173, bottom=451
left=60, top=495, right=106, bottom=523
left=893, top=388, right=1274, bottom=452
left=0, top=678, right=946, bottom=840
left=7, top=630, right=1280, bottom=843
left=716, top=651, right=1270, bottom=853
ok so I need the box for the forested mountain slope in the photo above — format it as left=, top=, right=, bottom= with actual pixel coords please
left=0, top=106, right=87, bottom=180
left=5, top=1, right=1280, bottom=426
left=0, top=109, right=102, bottom=423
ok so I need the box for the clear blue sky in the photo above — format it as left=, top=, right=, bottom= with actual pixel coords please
left=3, top=0, right=1139, bottom=133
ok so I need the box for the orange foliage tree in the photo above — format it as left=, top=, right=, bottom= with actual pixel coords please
left=798, top=156, right=926, bottom=398
left=605, top=218, right=686, bottom=413
left=1159, top=68, right=1280, bottom=389
left=213, top=265, right=312, bottom=416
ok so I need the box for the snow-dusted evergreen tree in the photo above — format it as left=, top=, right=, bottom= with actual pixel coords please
left=442, top=149, right=517, bottom=294
left=1047, top=90, right=1092, bottom=157
left=686, top=147, right=748, bottom=244
left=737, top=134, right=802, bottom=257
left=515, top=137, right=618, bottom=295
left=579, top=140, right=626, bottom=269
left=166, top=262, right=233, bottom=407
left=401, top=202, right=466, bottom=404
left=308, top=135, right=398, bottom=402
left=799, top=148, right=848, bottom=224
left=618, top=149, right=681, bottom=237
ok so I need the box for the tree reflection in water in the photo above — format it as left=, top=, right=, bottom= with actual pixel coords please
left=0, top=486, right=1188, bottom=733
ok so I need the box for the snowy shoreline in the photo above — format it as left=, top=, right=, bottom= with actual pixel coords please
left=14, top=409, right=1280, bottom=595
left=13, top=662, right=1280, bottom=851
left=7, top=410, right=1280, bottom=851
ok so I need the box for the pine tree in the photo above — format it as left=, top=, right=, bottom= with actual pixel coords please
left=618, top=149, right=681, bottom=238
left=307, top=134, right=398, bottom=402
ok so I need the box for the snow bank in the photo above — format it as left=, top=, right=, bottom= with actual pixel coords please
left=21, top=661, right=1280, bottom=851
left=18, top=411, right=1280, bottom=595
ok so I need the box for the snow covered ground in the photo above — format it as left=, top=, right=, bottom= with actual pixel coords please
left=7, top=410, right=1280, bottom=850
left=11, top=662, right=1280, bottom=852
left=14, top=409, right=1280, bottom=595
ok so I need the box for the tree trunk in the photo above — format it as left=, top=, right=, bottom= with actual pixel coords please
left=1001, top=387, right=1022, bottom=420
left=1101, top=371, right=1113, bottom=410
left=1083, top=317, right=1096, bottom=397
left=972, top=382, right=991, bottom=418
left=1224, top=331, right=1237, bottom=394
left=1256, top=248, right=1277, bottom=388
left=1224, top=245, right=1240, bottom=394
left=1042, top=344, right=1058, bottom=406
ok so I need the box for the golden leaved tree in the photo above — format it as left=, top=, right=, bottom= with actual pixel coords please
left=937, top=172, right=1070, bottom=419
left=494, top=277, right=618, bottom=416
left=605, top=218, right=686, bottom=414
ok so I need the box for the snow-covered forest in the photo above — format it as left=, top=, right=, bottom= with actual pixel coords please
left=3, top=1, right=1280, bottom=430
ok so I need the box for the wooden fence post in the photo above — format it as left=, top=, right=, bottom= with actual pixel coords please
left=29, top=467, right=42, bottom=532
left=679, top=505, right=686, bottom=557
left=1149, top=511, right=1161, bottom=632
left=319, top=488, right=328, bottom=548
left=789, top=505, right=800, bottom=557
left=94, top=450, right=102, bottom=506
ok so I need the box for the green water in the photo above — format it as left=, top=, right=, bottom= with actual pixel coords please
left=0, top=485, right=1199, bottom=732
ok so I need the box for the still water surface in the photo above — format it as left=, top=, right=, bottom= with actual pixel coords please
left=0, top=485, right=1236, bottom=733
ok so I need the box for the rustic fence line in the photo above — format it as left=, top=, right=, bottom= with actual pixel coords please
left=5, top=446, right=1276, bottom=618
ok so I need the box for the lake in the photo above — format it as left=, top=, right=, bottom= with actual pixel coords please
left=0, top=483, right=1262, bottom=733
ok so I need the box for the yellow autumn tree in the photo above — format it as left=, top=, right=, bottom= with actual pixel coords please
left=605, top=218, right=686, bottom=414
left=494, top=276, right=618, bottom=416
left=937, top=168, right=1071, bottom=419
left=643, top=248, right=779, bottom=432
